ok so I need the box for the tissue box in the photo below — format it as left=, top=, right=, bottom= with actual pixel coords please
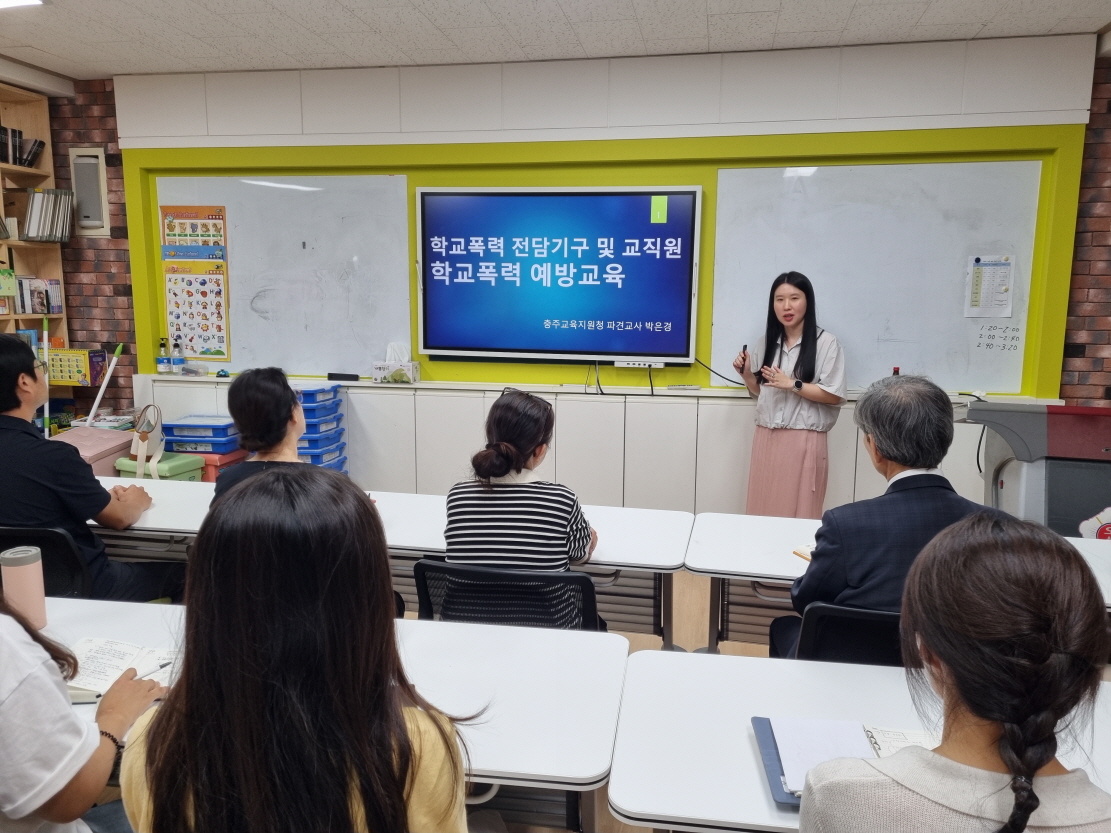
left=371, top=362, right=420, bottom=384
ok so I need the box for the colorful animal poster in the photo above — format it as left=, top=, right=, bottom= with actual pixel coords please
left=160, top=205, right=230, bottom=362
left=163, top=260, right=229, bottom=360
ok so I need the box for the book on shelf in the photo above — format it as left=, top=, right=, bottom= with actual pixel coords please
left=15, top=328, right=38, bottom=353
left=0, top=126, right=7, bottom=166
left=19, top=138, right=44, bottom=168
left=12, top=276, right=48, bottom=315
left=2, top=188, right=74, bottom=243
left=9, top=128, right=21, bottom=168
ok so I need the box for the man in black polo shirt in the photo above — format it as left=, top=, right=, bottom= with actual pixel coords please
left=0, top=334, right=184, bottom=601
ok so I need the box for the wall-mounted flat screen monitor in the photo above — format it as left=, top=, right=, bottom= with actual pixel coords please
left=417, top=187, right=701, bottom=363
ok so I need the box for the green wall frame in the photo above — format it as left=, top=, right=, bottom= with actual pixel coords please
left=123, top=124, right=1084, bottom=397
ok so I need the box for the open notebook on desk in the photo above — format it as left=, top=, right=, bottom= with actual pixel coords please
left=67, top=638, right=178, bottom=703
left=752, top=716, right=940, bottom=806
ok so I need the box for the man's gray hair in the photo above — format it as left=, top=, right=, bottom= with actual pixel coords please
left=854, top=375, right=954, bottom=468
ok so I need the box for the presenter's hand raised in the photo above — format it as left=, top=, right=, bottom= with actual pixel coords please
left=761, top=365, right=795, bottom=390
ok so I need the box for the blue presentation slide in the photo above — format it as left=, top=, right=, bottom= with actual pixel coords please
left=419, top=190, right=699, bottom=360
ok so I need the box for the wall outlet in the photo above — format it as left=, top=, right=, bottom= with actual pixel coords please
left=615, top=361, right=665, bottom=368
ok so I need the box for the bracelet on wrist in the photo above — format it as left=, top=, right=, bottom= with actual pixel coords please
left=99, top=729, right=125, bottom=755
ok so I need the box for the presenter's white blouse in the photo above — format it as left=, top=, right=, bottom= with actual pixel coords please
left=752, top=331, right=846, bottom=432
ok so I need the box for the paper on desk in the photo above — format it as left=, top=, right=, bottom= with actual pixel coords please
left=68, top=638, right=178, bottom=695
left=864, top=725, right=940, bottom=757
left=770, top=717, right=876, bottom=794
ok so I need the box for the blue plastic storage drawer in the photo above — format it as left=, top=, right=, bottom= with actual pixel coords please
left=163, top=415, right=238, bottom=439
left=297, top=426, right=344, bottom=450
left=300, top=397, right=342, bottom=419
left=167, top=435, right=241, bottom=454
left=298, top=441, right=346, bottom=465
left=302, top=412, right=344, bottom=435
left=320, top=455, right=348, bottom=474
left=291, top=383, right=340, bottom=404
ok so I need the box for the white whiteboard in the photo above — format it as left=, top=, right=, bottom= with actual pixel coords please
left=710, top=161, right=1042, bottom=393
left=156, top=175, right=410, bottom=375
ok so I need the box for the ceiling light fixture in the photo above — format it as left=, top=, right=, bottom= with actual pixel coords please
left=240, top=179, right=322, bottom=192
left=0, top=0, right=44, bottom=9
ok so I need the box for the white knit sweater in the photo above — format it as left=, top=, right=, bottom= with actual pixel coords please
left=800, top=746, right=1111, bottom=833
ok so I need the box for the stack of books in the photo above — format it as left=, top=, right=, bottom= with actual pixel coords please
left=9, top=276, right=63, bottom=314
left=0, top=187, right=74, bottom=242
left=0, top=125, right=45, bottom=168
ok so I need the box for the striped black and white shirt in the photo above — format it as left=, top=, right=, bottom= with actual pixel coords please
left=444, top=468, right=592, bottom=572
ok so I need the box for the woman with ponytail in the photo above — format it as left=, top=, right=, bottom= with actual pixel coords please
left=733, top=272, right=845, bottom=519
left=800, top=513, right=1111, bottom=833
left=445, top=388, right=597, bottom=572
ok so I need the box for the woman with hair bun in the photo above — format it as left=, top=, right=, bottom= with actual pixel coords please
left=445, top=388, right=597, bottom=572
left=212, top=367, right=305, bottom=501
left=800, top=513, right=1111, bottom=833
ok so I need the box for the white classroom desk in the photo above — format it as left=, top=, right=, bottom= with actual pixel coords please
left=44, top=596, right=629, bottom=826
left=94, top=476, right=694, bottom=647
left=684, top=513, right=1111, bottom=653
left=684, top=513, right=820, bottom=654
left=608, top=650, right=1111, bottom=833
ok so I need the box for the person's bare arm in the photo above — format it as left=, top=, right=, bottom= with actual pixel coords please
left=93, top=485, right=152, bottom=530
left=34, top=671, right=166, bottom=823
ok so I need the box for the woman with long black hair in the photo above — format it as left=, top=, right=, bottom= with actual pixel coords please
left=121, top=466, right=469, bottom=833
left=734, top=272, right=845, bottom=518
left=800, top=513, right=1111, bottom=832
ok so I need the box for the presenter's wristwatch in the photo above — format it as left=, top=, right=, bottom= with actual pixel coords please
left=793, top=379, right=803, bottom=392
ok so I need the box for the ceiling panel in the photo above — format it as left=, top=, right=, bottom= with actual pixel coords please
left=0, top=0, right=1105, bottom=80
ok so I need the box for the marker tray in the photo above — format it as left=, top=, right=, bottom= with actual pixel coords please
left=163, top=415, right=238, bottom=439
left=297, top=426, right=344, bottom=450
left=166, top=435, right=241, bottom=454
left=302, top=412, right=344, bottom=436
left=298, top=441, right=346, bottom=465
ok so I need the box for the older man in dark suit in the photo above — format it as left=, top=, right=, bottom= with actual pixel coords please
left=769, top=375, right=990, bottom=658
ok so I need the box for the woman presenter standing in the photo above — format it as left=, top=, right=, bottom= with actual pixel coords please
left=734, top=272, right=845, bottom=519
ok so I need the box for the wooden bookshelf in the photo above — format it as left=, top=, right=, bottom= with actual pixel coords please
left=0, top=80, right=68, bottom=348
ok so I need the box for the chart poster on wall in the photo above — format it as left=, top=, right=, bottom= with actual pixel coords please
left=163, top=260, right=229, bottom=360
left=964, top=254, right=1014, bottom=318
left=160, top=205, right=226, bottom=247
left=418, top=188, right=700, bottom=362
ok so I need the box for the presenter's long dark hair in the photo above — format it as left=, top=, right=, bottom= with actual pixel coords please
left=144, top=466, right=465, bottom=833
left=902, top=513, right=1109, bottom=833
left=758, top=271, right=819, bottom=384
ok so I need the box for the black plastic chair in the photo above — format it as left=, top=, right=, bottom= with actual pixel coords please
left=795, top=602, right=903, bottom=666
left=0, top=526, right=91, bottom=598
left=414, top=560, right=600, bottom=631
left=394, top=590, right=405, bottom=618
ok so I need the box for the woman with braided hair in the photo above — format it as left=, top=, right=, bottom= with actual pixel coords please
left=800, top=513, right=1111, bottom=833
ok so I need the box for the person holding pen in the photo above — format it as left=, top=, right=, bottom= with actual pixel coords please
left=0, top=593, right=165, bottom=833
left=733, top=272, right=845, bottom=519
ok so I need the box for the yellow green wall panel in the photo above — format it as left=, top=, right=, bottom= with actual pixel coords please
left=123, top=124, right=1085, bottom=397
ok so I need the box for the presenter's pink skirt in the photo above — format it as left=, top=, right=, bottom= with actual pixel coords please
left=746, top=426, right=828, bottom=520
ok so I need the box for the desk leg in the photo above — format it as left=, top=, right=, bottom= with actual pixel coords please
left=579, top=788, right=597, bottom=833
left=706, top=576, right=722, bottom=655
left=660, top=572, right=675, bottom=651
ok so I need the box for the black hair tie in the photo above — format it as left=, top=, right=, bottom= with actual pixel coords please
left=1011, top=775, right=1033, bottom=791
